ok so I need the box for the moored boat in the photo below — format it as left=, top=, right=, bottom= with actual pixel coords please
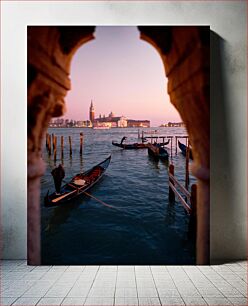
left=112, top=141, right=148, bottom=149
left=178, top=141, right=193, bottom=160
left=44, top=156, right=111, bottom=207
left=147, top=143, right=169, bottom=161
left=112, top=137, right=170, bottom=150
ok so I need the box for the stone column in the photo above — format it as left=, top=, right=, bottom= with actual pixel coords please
left=27, top=26, right=95, bottom=264
left=139, top=26, right=210, bottom=264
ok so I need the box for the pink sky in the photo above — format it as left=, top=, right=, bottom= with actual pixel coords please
left=65, top=26, right=181, bottom=127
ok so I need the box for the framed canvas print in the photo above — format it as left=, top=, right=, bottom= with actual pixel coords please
left=27, top=26, right=209, bottom=265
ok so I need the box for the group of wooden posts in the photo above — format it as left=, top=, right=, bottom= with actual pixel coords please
left=46, top=130, right=196, bottom=215
left=169, top=141, right=197, bottom=218
left=46, top=132, right=84, bottom=161
left=139, top=130, right=196, bottom=216
left=168, top=164, right=197, bottom=217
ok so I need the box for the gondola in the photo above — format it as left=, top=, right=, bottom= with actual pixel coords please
left=147, top=143, right=169, bottom=161
left=178, top=141, right=193, bottom=160
left=112, top=139, right=170, bottom=150
left=112, top=141, right=148, bottom=149
left=44, top=156, right=111, bottom=207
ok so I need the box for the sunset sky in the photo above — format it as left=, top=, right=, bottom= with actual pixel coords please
left=65, top=26, right=181, bottom=127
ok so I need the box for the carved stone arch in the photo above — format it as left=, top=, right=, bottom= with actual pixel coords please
left=28, top=26, right=209, bottom=264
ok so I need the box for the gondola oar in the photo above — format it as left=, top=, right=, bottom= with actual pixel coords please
left=59, top=179, right=124, bottom=211
left=82, top=190, right=123, bottom=210
left=51, top=190, right=77, bottom=203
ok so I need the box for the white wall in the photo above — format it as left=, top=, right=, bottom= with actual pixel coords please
left=1, top=1, right=246, bottom=261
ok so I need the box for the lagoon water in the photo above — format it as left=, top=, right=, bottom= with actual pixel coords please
left=41, top=127, right=196, bottom=265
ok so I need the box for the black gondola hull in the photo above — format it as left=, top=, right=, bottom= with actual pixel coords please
left=112, top=139, right=170, bottom=150
left=147, top=144, right=169, bottom=161
left=44, top=156, right=111, bottom=207
left=178, top=141, right=193, bottom=160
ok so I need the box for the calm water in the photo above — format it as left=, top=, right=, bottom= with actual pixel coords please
left=41, top=127, right=196, bottom=265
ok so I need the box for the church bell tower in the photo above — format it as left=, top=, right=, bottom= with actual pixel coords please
left=89, top=100, right=95, bottom=124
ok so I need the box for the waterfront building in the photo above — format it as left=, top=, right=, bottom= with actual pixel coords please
left=160, top=122, right=185, bottom=127
left=127, top=119, right=150, bottom=128
left=76, top=120, right=91, bottom=127
left=90, top=102, right=149, bottom=128
left=118, top=116, right=128, bottom=127
left=94, top=113, right=127, bottom=128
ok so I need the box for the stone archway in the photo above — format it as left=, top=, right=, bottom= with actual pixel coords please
left=28, top=26, right=209, bottom=265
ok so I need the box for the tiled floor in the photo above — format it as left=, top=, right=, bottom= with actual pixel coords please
left=1, top=260, right=247, bottom=305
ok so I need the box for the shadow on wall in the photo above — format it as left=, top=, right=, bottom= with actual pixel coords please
left=210, top=31, right=245, bottom=263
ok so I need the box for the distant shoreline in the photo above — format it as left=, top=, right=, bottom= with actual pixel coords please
left=47, top=126, right=184, bottom=129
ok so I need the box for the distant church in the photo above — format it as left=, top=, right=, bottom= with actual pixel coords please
left=89, top=100, right=95, bottom=123
left=88, top=101, right=150, bottom=128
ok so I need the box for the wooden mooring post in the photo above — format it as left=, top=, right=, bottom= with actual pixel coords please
left=170, top=136, right=173, bottom=158
left=80, top=133, right=83, bottom=156
left=69, top=136, right=72, bottom=157
left=52, top=134, right=55, bottom=151
left=46, top=133, right=49, bottom=150
left=168, top=164, right=197, bottom=215
left=53, top=136, right=57, bottom=162
left=47, top=134, right=52, bottom=156
left=185, top=145, right=190, bottom=190
left=169, top=164, right=175, bottom=201
left=61, top=136, right=64, bottom=159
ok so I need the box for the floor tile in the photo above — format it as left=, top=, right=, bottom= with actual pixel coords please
left=37, top=297, right=64, bottom=305
left=12, top=297, right=41, bottom=305
left=22, top=283, right=53, bottom=297
left=177, top=289, right=201, bottom=297
left=228, top=297, right=248, bottom=305
left=92, top=280, right=116, bottom=288
left=66, top=266, right=85, bottom=272
left=197, top=287, right=224, bottom=297
left=136, top=278, right=155, bottom=287
left=160, top=297, right=185, bottom=305
left=115, top=297, right=138, bottom=305
left=2, top=288, right=30, bottom=298
left=203, top=297, right=233, bottom=305
left=182, top=297, right=207, bottom=305
left=115, top=287, right=137, bottom=298
left=49, top=266, right=69, bottom=272
left=84, top=297, right=114, bottom=305
left=154, top=280, right=176, bottom=288
left=157, top=288, right=180, bottom=298
left=99, top=266, right=117, bottom=272
left=137, top=287, right=158, bottom=298
left=217, top=286, right=245, bottom=297
left=0, top=297, right=18, bottom=306
left=45, top=284, right=72, bottom=297
left=138, top=297, right=161, bottom=305
left=61, top=297, right=86, bottom=305
left=118, top=272, right=136, bottom=278
left=67, top=285, right=91, bottom=297
left=118, top=266, right=134, bottom=272
left=32, top=266, right=52, bottom=272
left=88, top=286, right=115, bottom=298
left=116, top=279, right=136, bottom=287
